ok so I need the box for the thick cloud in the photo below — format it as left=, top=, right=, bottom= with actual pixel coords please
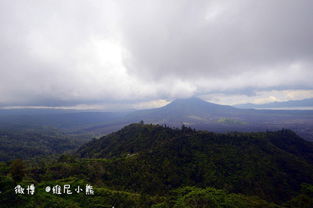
left=0, top=0, right=312, bottom=109
left=119, top=0, right=313, bottom=80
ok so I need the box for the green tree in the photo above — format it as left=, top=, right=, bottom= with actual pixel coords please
left=9, top=159, right=26, bottom=182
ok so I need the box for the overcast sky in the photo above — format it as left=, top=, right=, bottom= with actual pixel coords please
left=1, top=0, right=313, bottom=110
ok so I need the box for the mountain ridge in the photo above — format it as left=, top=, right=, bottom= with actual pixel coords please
left=1, top=97, right=313, bottom=143
left=235, top=98, right=313, bottom=109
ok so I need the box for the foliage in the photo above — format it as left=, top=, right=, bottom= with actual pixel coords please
left=9, top=159, right=26, bottom=182
left=0, top=123, right=313, bottom=207
left=0, top=127, right=85, bottom=161
left=77, top=123, right=313, bottom=203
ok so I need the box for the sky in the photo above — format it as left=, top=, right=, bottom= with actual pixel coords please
left=0, top=0, right=313, bottom=110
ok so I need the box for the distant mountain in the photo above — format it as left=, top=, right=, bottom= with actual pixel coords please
left=77, top=123, right=313, bottom=203
left=1, top=97, right=313, bottom=142
left=122, top=97, right=240, bottom=125
left=160, top=97, right=235, bottom=113
left=84, top=97, right=313, bottom=141
left=235, top=98, right=313, bottom=109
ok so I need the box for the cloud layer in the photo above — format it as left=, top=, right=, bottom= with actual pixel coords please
left=0, top=0, right=312, bottom=109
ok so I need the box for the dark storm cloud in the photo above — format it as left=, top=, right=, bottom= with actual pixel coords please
left=0, top=0, right=312, bottom=108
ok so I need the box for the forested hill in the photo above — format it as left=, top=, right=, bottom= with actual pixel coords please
left=1, top=123, right=313, bottom=207
left=77, top=123, right=313, bottom=203
left=0, top=127, right=85, bottom=161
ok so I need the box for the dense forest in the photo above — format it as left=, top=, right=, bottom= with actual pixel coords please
left=1, top=123, right=313, bottom=207
left=0, top=126, right=88, bottom=161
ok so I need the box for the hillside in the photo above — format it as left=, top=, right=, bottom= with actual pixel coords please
left=1, top=123, right=313, bottom=207
left=77, top=123, right=313, bottom=203
left=0, top=127, right=85, bottom=161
